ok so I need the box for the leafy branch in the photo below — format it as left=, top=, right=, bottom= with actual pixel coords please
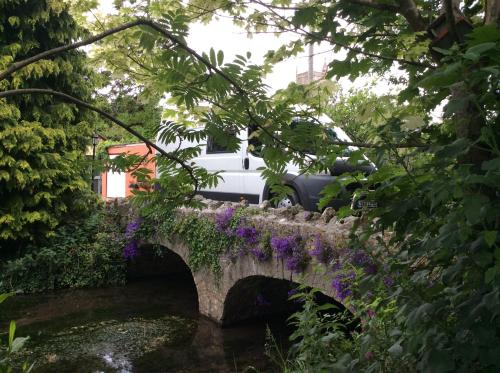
left=1, top=16, right=430, bottom=149
left=0, top=88, right=199, bottom=198
left=251, top=0, right=435, bottom=69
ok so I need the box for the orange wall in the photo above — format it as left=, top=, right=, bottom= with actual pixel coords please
left=101, top=143, right=156, bottom=198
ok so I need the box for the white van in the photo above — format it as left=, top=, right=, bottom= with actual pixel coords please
left=156, top=121, right=375, bottom=211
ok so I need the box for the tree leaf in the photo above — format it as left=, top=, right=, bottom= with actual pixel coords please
left=463, top=195, right=489, bottom=225
left=466, top=42, right=496, bottom=56
left=0, top=292, right=14, bottom=304
left=8, top=320, right=16, bottom=350
left=483, top=231, right=497, bottom=248
left=484, top=267, right=497, bottom=284
left=209, top=48, right=217, bottom=66
left=217, top=50, right=224, bottom=66
left=10, top=336, right=29, bottom=353
left=402, top=116, right=425, bottom=130
left=388, top=342, right=403, bottom=357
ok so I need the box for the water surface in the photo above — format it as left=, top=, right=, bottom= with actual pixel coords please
left=1, top=276, right=290, bottom=372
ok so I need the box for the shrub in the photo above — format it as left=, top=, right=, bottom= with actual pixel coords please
left=0, top=206, right=126, bottom=293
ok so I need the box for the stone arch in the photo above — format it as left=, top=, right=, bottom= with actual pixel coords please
left=130, top=242, right=195, bottom=280
left=149, top=236, right=350, bottom=325
left=152, top=237, right=226, bottom=320
left=213, top=251, right=349, bottom=325
left=221, top=275, right=347, bottom=325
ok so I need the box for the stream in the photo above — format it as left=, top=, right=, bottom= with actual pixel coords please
left=0, top=276, right=292, bottom=372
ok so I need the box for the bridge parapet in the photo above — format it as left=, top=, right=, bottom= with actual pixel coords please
left=127, top=198, right=382, bottom=324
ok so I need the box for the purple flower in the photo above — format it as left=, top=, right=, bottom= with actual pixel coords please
left=271, top=235, right=297, bottom=259
left=125, top=217, right=142, bottom=240
left=215, top=207, right=235, bottom=233
left=349, top=250, right=377, bottom=275
left=270, top=235, right=309, bottom=272
left=331, top=259, right=343, bottom=272
left=310, top=235, right=334, bottom=265
left=286, top=247, right=310, bottom=273
left=255, top=293, right=270, bottom=307
left=250, top=247, right=268, bottom=261
left=123, top=240, right=138, bottom=259
left=351, top=250, right=370, bottom=266
left=367, top=309, right=376, bottom=318
left=235, top=226, right=259, bottom=245
left=331, top=272, right=355, bottom=301
left=285, top=256, right=302, bottom=272
left=383, top=276, right=395, bottom=288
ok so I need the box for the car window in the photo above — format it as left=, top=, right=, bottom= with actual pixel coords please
left=206, top=131, right=238, bottom=154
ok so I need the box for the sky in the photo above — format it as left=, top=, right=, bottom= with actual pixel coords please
left=188, top=16, right=332, bottom=92
left=94, top=1, right=389, bottom=95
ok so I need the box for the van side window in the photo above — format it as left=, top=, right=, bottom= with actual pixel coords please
left=206, top=131, right=238, bottom=154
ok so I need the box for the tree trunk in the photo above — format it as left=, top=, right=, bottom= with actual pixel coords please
left=485, top=0, right=500, bottom=27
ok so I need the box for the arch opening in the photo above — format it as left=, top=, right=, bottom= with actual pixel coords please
left=221, top=275, right=350, bottom=327
left=128, top=244, right=199, bottom=309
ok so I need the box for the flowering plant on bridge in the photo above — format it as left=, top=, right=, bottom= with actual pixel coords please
left=235, top=226, right=259, bottom=245
left=309, top=234, right=334, bottom=265
left=250, top=231, right=273, bottom=262
left=123, top=216, right=143, bottom=260
left=271, top=234, right=310, bottom=273
left=214, top=207, right=236, bottom=235
left=331, top=271, right=356, bottom=301
left=329, top=249, right=378, bottom=301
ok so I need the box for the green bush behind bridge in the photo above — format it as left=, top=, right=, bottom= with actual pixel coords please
left=0, top=205, right=126, bottom=293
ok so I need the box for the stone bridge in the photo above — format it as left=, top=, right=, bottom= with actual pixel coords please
left=128, top=199, right=377, bottom=325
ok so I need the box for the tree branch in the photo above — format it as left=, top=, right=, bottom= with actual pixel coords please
left=0, top=17, right=319, bottom=172
left=0, top=20, right=145, bottom=81
left=444, top=0, right=461, bottom=43
left=398, top=0, right=428, bottom=31
left=251, top=0, right=434, bottom=68
left=0, top=88, right=199, bottom=196
left=0, top=14, right=428, bottom=192
left=344, top=0, right=399, bottom=12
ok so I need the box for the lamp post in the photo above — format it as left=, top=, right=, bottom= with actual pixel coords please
left=91, top=133, right=99, bottom=191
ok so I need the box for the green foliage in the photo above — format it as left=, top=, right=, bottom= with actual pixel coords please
left=1, top=0, right=500, bottom=372
left=0, top=293, right=32, bottom=373
left=0, top=0, right=96, bottom=253
left=267, top=287, right=353, bottom=373
left=174, top=214, right=229, bottom=277
left=350, top=28, right=500, bottom=372
left=277, top=20, right=500, bottom=373
left=139, top=205, right=245, bottom=278
left=0, top=206, right=126, bottom=293
left=94, top=77, right=162, bottom=143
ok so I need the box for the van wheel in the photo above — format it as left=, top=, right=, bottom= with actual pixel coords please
left=275, top=189, right=300, bottom=208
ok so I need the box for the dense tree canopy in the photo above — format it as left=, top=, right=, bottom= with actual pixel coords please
left=0, top=0, right=499, bottom=371
left=0, top=0, right=97, bottom=255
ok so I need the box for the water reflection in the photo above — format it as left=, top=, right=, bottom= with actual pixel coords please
left=1, top=278, right=286, bottom=372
